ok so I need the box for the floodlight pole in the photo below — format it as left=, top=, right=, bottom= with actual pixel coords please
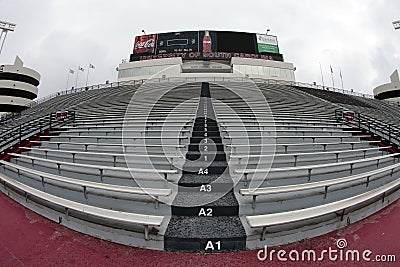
left=0, top=31, right=7, bottom=56
left=319, top=62, right=325, bottom=88
left=0, top=20, right=16, bottom=57
left=393, top=20, right=400, bottom=30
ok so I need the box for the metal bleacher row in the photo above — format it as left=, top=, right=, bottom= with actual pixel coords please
left=0, top=82, right=199, bottom=249
left=0, top=80, right=400, bottom=251
left=210, top=82, right=400, bottom=248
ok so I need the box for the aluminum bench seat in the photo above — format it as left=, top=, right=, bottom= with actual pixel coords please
left=21, top=147, right=181, bottom=168
left=74, top=119, right=194, bottom=124
left=1, top=160, right=171, bottom=199
left=224, top=135, right=369, bottom=140
left=221, top=129, right=360, bottom=134
left=41, top=135, right=189, bottom=141
left=234, top=153, right=399, bottom=185
left=73, top=122, right=192, bottom=128
left=217, top=118, right=339, bottom=124
left=227, top=140, right=380, bottom=154
left=246, top=176, right=400, bottom=240
left=219, top=121, right=341, bottom=126
left=221, top=124, right=348, bottom=130
left=230, top=146, right=390, bottom=166
left=0, top=172, right=163, bottom=240
left=21, top=147, right=182, bottom=159
left=216, top=114, right=334, bottom=120
left=30, top=140, right=185, bottom=149
left=59, top=126, right=191, bottom=131
left=8, top=153, right=177, bottom=180
left=240, top=161, right=400, bottom=208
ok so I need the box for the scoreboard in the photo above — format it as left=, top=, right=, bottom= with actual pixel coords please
left=130, top=30, right=283, bottom=62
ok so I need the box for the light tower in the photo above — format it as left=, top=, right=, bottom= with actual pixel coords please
left=393, top=20, right=400, bottom=30
left=0, top=20, right=16, bottom=57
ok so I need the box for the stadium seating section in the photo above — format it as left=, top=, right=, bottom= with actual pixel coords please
left=1, top=80, right=400, bottom=252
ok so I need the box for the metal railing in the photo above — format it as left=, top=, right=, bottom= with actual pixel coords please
left=335, top=108, right=400, bottom=147
left=293, top=82, right=374, bottom=99
left=28, top=77, right=375, bottom=109
left=0, top=111, right=76, bottom=156
left=32, top=82, right=121, bottom=106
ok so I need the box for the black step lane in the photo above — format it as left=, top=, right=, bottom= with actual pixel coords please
left=165, top=216, right=246, bottom=252
left=165, top=82, right=246, bottom=252
left=185, top=151, right=227, bottom=161
left=191, top=131, right=221, bottom=137
left=190, top=136, right=222, bottom=143
left=182, top=161, right=228, bottom=175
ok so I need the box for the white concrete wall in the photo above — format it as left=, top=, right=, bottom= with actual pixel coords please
left=231, top=57, right=296, bottom=82
left=1, top=62, right=41, bottom=82
left=118, top=58, right=182, bottom=82
left=118, top=57, right=296, bottom=82
left=0, top=80, right=39, bottom=96
left=0, top=95, right=33, bottom=107
left=373, top=82, right=400, bottom=96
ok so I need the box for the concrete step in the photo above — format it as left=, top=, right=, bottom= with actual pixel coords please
left=164, top=216, right=246, bottom=252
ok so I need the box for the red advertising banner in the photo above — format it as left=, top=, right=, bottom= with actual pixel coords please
left=133, top=34, right=157, bottom=54
left=343, top=111, right=355, bottom=122
left=56, top=111, right=68, bottom=122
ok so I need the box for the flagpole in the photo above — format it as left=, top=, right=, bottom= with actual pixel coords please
left=75, top=67, right=79, bottom=88
left=330, top=65, right=335, bottom=88
left=66, top=71, right=70, bottom=90
left=86, top=65, right=90, bottom=86
left=340, top=67, right=344, bottom=90
left=319, top=62, right=325, bottom=88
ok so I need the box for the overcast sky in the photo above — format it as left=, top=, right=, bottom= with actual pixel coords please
left=1, top=0, right=399, bottom=98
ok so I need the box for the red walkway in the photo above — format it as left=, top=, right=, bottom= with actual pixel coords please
left=0, top=192, right=399, bottom=267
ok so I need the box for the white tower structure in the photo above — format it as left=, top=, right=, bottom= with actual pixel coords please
left=0, top=56, right=40, bottom=115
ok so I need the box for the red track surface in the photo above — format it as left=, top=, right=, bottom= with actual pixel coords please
left=0, top=192, right=399, bottom=267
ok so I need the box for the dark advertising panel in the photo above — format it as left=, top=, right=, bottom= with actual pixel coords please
left=133, top=34, right=157, bottom=55
left=156, top=31, right=199, bottom=54
left=216, top=31, right=256, bottom=54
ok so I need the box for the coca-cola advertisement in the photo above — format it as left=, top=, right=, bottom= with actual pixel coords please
left=133, top=34, right=157, bottom=55
left=199, top=30, right=217, bottom=53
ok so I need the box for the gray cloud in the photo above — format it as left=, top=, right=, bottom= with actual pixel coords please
left=1, top=0, right=399, bottom=97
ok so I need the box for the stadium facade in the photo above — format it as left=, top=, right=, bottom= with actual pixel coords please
left=1, top=30, right=400, bottom=254
left=118, top=30, right=295, bottom=82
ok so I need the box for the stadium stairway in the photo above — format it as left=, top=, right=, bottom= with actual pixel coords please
left=164, top=83, right=246, bottom=252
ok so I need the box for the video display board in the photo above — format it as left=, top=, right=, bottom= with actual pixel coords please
left=156, top=31, right=199, bottom=54
left=130, top=30, right=283, bottom=62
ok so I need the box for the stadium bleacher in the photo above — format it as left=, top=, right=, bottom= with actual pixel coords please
left=1, top=80, right=400, bottom=252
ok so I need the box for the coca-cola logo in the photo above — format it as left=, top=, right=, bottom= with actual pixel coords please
left=135, top=39, right=155, bottom=50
